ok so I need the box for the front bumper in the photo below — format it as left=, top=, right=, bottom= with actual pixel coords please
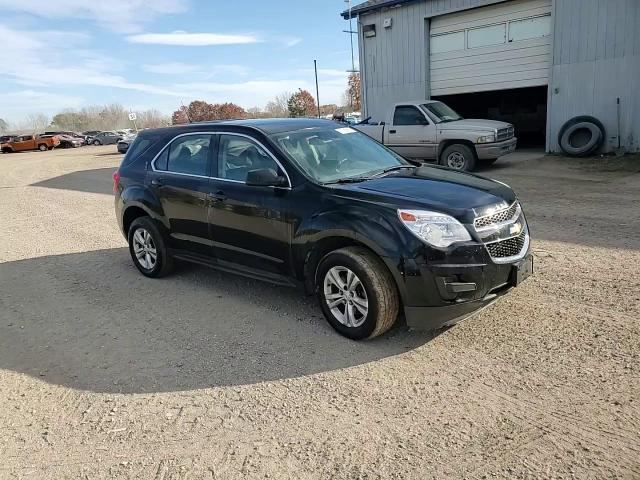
left=475, top=137, right=517, bottom=159
left=395, top=252, right=533, bottom=330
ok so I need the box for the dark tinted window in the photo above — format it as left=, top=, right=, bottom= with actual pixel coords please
left=154, top=148, right=169, bottom=171
left=393, top=106, right=429, bottom=126
left=217, top=135, right=280, bottom=182
left=167, top=134, right=211, bottom=176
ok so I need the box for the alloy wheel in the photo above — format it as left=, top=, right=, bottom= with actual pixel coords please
left=447, top=151, right=466, bottom=170
left=132, top=228, right=157, bottom=270
left=323, top=266, right=369, bottom=328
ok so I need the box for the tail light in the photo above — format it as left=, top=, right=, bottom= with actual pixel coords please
left=112, top=170, right=121, bottom=194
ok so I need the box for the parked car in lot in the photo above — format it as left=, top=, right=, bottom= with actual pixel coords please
left=0, top=135, right=16, bottom=151
left=90, top=131, right=122, bottom=145
left=114, top=119, right=532, bottom=340
left=1, top=134, right=60, bottom=153
left=82, top=130, right=102, bottom=137
left=42, top=133, right=84, bottom=148
left=117, top=133, right=137, bottom=154
left=354, top=101, right=516, bottom=171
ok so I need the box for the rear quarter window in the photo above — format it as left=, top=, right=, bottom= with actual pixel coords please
left=121, top=134, right=162, bottom=167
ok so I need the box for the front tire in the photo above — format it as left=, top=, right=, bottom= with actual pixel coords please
left=317, top=247, right=399, bottom=340
left=93, top=139, right=101, bottom=146
left=128, top=217, right=174, bottom=278
left=38, top=144, right=47, bottom=151
left=440, top=144, right=476, bottom=171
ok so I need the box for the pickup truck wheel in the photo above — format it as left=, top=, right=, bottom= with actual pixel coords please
left=38, top=144, right=47, bottom=152
left=317, top=247, right=399, bottom=340
left=440, top=144, right=476, bottom=171
left=128, top=217, right=174, bottom=278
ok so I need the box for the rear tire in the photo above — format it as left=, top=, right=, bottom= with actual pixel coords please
left=128, top=217, right=174, bottom=278
left=316, top=247, right=399, bottom=340
left=439, top=144, right=476, bottom=171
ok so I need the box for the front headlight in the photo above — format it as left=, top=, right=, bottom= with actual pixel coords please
left=476, top=134, right=496, bottom=144
left=398, top=210, right=471, bottom=248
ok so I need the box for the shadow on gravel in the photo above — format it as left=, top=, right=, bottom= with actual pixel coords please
left=31, top=167, right=116, bottom=195
left=0, top=248, right=439, bottom=394
left=93, top=152, right=123, bottom=157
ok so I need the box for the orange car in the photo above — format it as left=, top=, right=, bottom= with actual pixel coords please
left=1, top=134, right=60, bottom=153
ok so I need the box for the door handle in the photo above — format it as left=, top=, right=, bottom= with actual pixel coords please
left=151, top=179, right=164, bottom=187
left=389, top=129, right=397, bottom=134
left=207, top=191, right=227, bottom=202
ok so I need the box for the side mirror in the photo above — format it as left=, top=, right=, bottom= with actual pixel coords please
left=246, top=168, right=288, bottom=188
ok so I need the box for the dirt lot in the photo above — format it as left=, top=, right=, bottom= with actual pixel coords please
left=1, top=146, right=639, bottom=479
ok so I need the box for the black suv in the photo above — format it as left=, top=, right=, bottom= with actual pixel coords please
left=114, top=119, right=532, bottom=340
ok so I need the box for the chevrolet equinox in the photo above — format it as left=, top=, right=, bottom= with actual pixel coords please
left=114, top=119, right=533, bottom=340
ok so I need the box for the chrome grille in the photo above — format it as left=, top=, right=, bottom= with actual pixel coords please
left=496, top=126, right=515, bottom=142
left=474, top=202, right=519, bottom=229
left=486, top=230, right=527, bottom=259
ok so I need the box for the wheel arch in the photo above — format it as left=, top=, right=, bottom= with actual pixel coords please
left=437, top=139, right=477, bottom=160
left=120, top=186, right=168, bottom=235
left=300, top=231, right=405, bottom=306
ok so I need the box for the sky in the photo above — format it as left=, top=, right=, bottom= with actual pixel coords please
left=0, top=0, right=359, bottom=124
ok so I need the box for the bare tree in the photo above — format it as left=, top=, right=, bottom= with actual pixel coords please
left=265, top=91, right=292, bottom=117
left=137, top=109, right=170, bottom=129
left=25, top=113, right=50, bottom=133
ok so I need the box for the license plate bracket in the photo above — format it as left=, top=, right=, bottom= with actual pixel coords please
left=512, top=255, right=533, bottom=286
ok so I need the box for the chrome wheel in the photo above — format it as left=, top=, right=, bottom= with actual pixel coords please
left=323, top=266, right=369, bottom=328
left=132, top=228, right=157, bottom=270
left=447, top=151, right=466, bottom=170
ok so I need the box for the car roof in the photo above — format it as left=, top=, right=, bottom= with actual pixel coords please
left=142, top=118, right=339, bottom=137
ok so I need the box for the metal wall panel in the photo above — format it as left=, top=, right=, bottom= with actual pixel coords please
left=547, top=0, right=639, bottom=152
left=358, top=0, right=506, bottom=119
left=430, top=0, right=552, bottom=96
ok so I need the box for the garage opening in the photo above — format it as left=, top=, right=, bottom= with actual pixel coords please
left=433, top=86, right=548, bottom=147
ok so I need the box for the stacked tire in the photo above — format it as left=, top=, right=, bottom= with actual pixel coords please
left=558, top=116, right=605, bottom=157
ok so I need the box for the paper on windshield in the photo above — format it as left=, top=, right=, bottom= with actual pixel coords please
left=335, top=127, right=356, bottom=134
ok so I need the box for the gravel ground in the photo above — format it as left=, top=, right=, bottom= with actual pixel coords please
left=0, top=146, right=638, bottom=479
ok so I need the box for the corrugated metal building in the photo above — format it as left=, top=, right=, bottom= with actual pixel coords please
left=343, top=0, right=639, bottom=153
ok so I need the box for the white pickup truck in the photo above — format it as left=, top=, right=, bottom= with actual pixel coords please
left=353, top=100, right=517, bottom=171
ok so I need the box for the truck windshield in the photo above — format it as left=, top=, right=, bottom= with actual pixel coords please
left=271, top=126, right=409, bottom=184
left=422, top=102, right=463, bottom=123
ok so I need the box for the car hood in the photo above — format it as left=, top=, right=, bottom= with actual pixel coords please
left=438, top=119, right=511, bottom=132
left=330, top=165, right=516, bottom=219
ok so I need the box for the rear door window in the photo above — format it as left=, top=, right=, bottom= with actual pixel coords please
left=166, top=134, right=212, bottom=176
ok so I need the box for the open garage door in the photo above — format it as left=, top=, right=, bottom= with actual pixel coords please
left=429, top=0, right=552, bottom=96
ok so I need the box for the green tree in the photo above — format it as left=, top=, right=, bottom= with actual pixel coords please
left=288, top=89, right=317, bottom=118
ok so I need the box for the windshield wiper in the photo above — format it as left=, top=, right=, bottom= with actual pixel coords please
left=371, top=165, right=416, bottom=178
left=323, top=176, right=371, bottom=185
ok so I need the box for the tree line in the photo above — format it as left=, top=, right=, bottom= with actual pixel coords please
left=170, top=73, right=361, bottom=125
left=0, top=73, right=362, bottom=133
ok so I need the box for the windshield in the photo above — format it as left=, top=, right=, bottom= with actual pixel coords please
left=271, top=126, right=409, bottom=183
left=423, top=102, right=463, bottom=123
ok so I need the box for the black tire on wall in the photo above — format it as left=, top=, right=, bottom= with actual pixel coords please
left=558, top=116, right=605, bottom=157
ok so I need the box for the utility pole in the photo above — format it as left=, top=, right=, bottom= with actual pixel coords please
left=343, top=0, right=356, bottom=74
left=314, top=60, right=321, bottom=118
left=343, top=0, right=359, bottom=110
